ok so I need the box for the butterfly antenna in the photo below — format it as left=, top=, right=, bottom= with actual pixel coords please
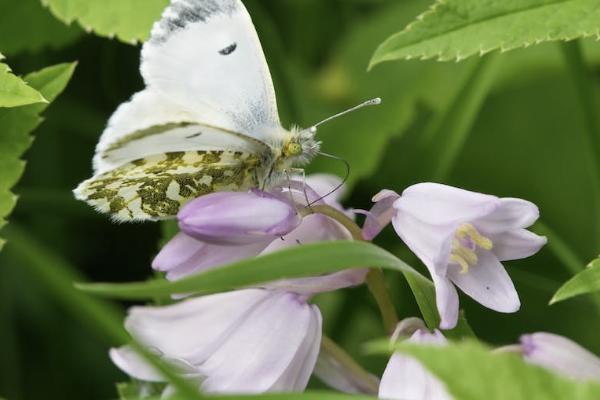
left=307, top=152, right=351, bottom=207
left=309, top=98, right=382, bottom=133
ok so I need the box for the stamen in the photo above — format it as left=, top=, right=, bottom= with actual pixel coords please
left=455, top=223, right=493, bottom=250
left=449, top=223, right=494, bottom=273
left=450, top=254, right=470, bottom=274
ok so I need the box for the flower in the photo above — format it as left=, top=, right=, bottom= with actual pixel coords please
left=178, top=189, right=301, bottom=245
left=379, top=328, right=452, bottom=400
left=367, top=183, right=547, bottom=329
left=154, top=174, right=368, bottom=285
left=519, top=332, right=600, bottom=382
left=111, top=289, right=322, bottom=394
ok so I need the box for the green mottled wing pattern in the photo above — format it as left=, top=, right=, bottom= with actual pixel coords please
left=75, top=151, right=261, bottom=222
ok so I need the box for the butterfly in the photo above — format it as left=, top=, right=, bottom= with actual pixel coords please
left=74, top=0, right=379, bottom=222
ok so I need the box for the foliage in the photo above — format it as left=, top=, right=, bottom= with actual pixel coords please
left=0, top=62, right=75, bottom=249
left=0, top=0, right=599, bottom=399
left=369, top=340, right=600, bottom=400
left=371, top=0, right=600, bottom=65
left=552, top=258, right=600, bottom=304
left=40, top=0, right=168, bottom=44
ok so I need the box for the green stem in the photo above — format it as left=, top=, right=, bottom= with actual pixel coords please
left=560, top=40, right=600, bottom=248
left=307, top=205, right=399, bottom=333
left=3, top=225, right=202, bottom=400
left=421, top=54, right=500, bottom=181
left=319, top=336, right=380, bottom=395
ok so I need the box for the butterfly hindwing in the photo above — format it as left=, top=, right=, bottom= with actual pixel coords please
left=75, top=151, right=261, bottom=222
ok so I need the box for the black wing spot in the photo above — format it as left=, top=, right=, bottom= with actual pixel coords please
left=186, top=132, right=203, bottom=139
left=219, top=43, right=237, bottom=55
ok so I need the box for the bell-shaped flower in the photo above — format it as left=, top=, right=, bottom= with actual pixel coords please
left=178, top=189, right=302, bottom=245
left=520, top=332, right=600, bottom=382
left=379, top=328, right=452, bottom=400
left=368, top=183, right=546, bottom=329
left=111, top=289, right=322, bottom=394
left=154, top=174, right=367, bottom=289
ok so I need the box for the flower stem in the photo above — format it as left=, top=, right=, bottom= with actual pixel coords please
left=318, top=335, right=380, bottom=395
left=307, top=205, right=399, bottom=333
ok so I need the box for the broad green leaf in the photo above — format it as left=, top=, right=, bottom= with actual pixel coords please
left=41, top=0, right=169, bottom=44
left=368, top=340, right=600, bottom=400
left=0, top=62, right=76, bottom=249
left=0, top=62, right=47, bottom=108
left=371, top=0, right=600, bottom=65
left=77, top=241, right=473, bottom=338
left=551, top=258, right=600, bottom=304
left=0, top=0, right=81, bottom=55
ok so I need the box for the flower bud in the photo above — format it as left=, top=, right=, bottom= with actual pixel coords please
left=178, top=190, right=302, bottom=245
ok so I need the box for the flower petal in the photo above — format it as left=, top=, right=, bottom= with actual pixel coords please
left=179, top=190, right=301, bottom=245
left=432, top=273, right=460, bottom=330
left=476, top=198, right=540, bottom=234
left=264, top=269, right=368, bottom=295
left=379, top=330, right=452, bottom=400
left=392, top=211, right=455, bottom=276
left=313, top=351, right=379, bottom=395
left=396, top=183, right=500, bottom=227
left=361, top=190, right=400, bottom=241
left=520, top=332, right=600, bottom=382
left=305, top=174, right=345, bottom=206
left=491, top=229, right=547, bottom=261
left=153, top=233, right=270, bottom=280
left=198, top=291, right=322, bottom=393
left=447, top=250, right=520, bottom=313
left=125, top=289, right=271, bottom=363
left=270, top=305, right=323, bottom=391
left=109, top=346, right=164, bottom=382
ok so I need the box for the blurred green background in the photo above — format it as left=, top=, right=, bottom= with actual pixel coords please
left=0, top=0, right=599, bottom=398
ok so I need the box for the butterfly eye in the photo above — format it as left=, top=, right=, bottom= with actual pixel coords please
left=219, top=43, right=237, bottom=56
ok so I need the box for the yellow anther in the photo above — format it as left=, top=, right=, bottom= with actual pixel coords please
left=456, top=223, right=493, bottom=250
left=450, top=254, right=470, bottom=274
left=452, top=239, right=478, bottom=265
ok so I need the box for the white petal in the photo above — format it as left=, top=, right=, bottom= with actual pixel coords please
left=269, top=306, right=323, bottom=391
left=521, top=332, right=600, bottom=382
left=392, top=211, right=455, bottom=276
left=491, top=229, right=547, bottom=261
left=125, top=289, right=271, bottom=363
left=447, top=250, right=520, bottom=313
left=198, top=291, right=321, bottom=393
left=476, top=198, right=540, bottom=234
left=362, top=190, right=400, bottom=240
left=109, top=346, right=164, bottom=382
left=313, top=351, right=379, bottom=395
left=432, top=274, right=460, bottom=330
left=396, top=183, right=500, bottom=227
left=154, top=235, right=269, bottom=281
left=379, top=330, right=452, bottom=400
left=306, top=174, right=345, bottom=205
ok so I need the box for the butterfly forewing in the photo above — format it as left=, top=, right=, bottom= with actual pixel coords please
left=75, top=151, right=261, bottom=222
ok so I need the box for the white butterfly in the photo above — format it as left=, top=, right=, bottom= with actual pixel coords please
left=74, top=0, right=378, bottom=222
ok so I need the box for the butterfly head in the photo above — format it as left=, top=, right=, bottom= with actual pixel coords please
left=280, top=126, right=321, bottom=167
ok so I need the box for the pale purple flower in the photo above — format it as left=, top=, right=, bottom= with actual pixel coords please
left=368, top=183, right=546, bottom=329
left=154, top=174, right=367, bottom=288
left=520, top=332, right=600, bottom=382
left=379, top=328, right=452, bottom=400
left=111, top=289, right=322, bottom=394
left=178, top=190, right=301, bottom=245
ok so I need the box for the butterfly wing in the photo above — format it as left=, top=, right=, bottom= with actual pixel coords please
left=76, top=150, right=262, bottom=222
left=141, top=0, right=281, bottom=137
left=76, top=0, right=284, bottom=221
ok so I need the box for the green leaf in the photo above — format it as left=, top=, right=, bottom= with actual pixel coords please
left=368, top=340, right=600, bottom=400
left=551, top=258, right=600, bottom=304
left=0, top=62, right=47, bottom=108
left=77, top=240, right=473, bottom=338
left=0, top=62, right=76, bottom=249
left=0, top=0, right=81, bottom=55
left=370, top=0, right=600, bottom=66
left=41, top=0, right=169, bottom=44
